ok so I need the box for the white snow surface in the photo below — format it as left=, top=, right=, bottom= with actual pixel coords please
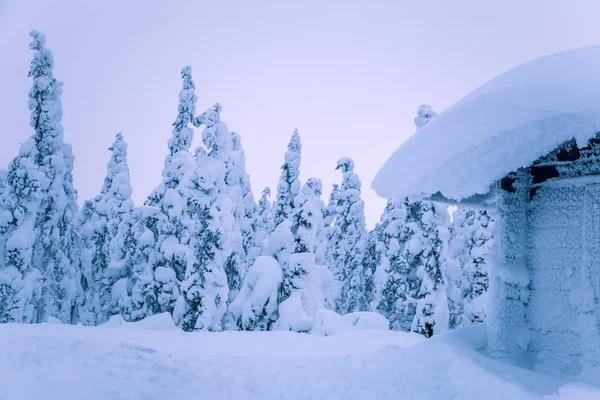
left=1, top=322, right=598, bottom=400
left=373, top=45, right=600, bottom=201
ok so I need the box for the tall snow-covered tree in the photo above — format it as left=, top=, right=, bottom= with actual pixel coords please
left=119, top=66, right=198, bottom=322
left=231, top=132, right=261, bottom=277
left=145, top=66, right=197, bottom=207
left=173, top=149, right=229, bottom=331
left=372, top=199, right=423, bottom=331
left=78, top=133, right=133, bottom=325
left=273, top=129, right=301, bottom=227
left=9, top=31, right=81, bottom=324
left=450, top=208, right=492, bottom=326
left=197, top=105, right=244, bottom=302
left=273, top=179, right=332, bottom=331
left=414, top=104, right=437, bottom=130
left=327, top=157, right=368, bottom=314
left=408, top=201, right=452, bottom=337
left=173, top=103, right=242, bottom=330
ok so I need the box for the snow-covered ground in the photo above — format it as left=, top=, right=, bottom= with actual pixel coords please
left=1, top=316, right=598, bottom=400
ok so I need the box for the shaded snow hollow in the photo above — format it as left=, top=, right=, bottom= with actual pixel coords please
left=373, top=45, right=600, bottom=201
left=1, top=322, right=599, bottom=399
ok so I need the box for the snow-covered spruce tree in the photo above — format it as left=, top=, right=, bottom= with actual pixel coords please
left=21, top=31, right=80, bottom=323
left=173, top=146, right=230, bottom=331
left=173, top=104, right=243, bottom=331
left=145, top=66, right=197, bottom=207
left=411, top=203, right=452, bottom=337
left=372, top=199, right=423, bottom=331
left=119, top=66, right=198, bottom=322
left=231, top=132, right=261, bottom=277
left=78, top=133, right=133, bottom=325
left=197, top=105, right=245, bottom=302
left=273, top=179, right=332, bottom=332
left=306, top=178, right=328, bottom=266
left=450, top=209, right=492, bottom=326
left=0, top=140, right=43, bottom=323
left=367, top=199, right=395, bottom=312
left=255, top=187, right=274, bottom=253
left=323, top=183, right=339, bottom=228
left=273, top=129, right=301, bottom=227
left=280, top=180, right=321, bottom=299
left=327, top=158, right=368, bottom=314
left=414, top=104, right=437, bottom=130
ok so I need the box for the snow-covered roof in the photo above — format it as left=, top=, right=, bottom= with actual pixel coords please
left=372, top=45, right=600, bottom=202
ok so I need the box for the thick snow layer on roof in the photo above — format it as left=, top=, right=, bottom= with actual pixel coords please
left=372, top=45, right=600, bottom=201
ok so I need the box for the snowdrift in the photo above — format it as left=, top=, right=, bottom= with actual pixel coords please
left=1, top=322, right=599, bottom=399
left=372, top=45, right=600, bottom=201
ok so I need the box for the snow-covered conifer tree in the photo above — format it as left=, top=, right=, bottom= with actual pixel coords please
left=306, top=178, right=328, bottom=266
left=145, top=66, right=197, bottom=206
left=411, top=201, right=454, bottom=337
left=174, top=175, right=229, bottom=332
left=372, top=199, right=421, bottom=330
left=198, top=105, right=244, bottom=301
left=414, top=104, right=437, bottom=130
left=323, top=183, right=339, bottom=228
left=121, top=67, right=199, bottom=322
left=255, top=187, right=274, bottom=253
left=273, top=130, right=301, bottom=227
left=13, top=31, right=81, bottom=323
left=327, top=158, right=368, bottom=314
left=78, top=133, right=133, bottom=325
left=450, top=209, right=492, bottom=326
left=231, top=132, right=261, bottom=276
left=173, top=103, right=242, bottom=330
left=412, top=225, right=451, bottom=337
left=0, top=140, right=42, bottom=323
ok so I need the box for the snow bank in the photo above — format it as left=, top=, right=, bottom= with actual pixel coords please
left=311, top=310, right=390, bottom=336
left=372, top=45, right=600, bottom=201
left=2, top=322, right=595, bottom=399
left=101, top=312, right=180, bottom=331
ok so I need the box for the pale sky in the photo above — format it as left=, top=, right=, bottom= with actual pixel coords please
left=1, top=0, right=599, bottom=226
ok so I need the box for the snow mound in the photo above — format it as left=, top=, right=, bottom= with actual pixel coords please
left=101, top=313, right=180, bottom=331
left=312, top=310, right=390, bottom=336
left=274, top=292, right=313, bottom=332
left=229, top=255, right=282, bottom=330
left=372, top=45, right=600, bottom=201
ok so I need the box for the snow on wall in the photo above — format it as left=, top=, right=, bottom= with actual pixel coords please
left=526, top=180, right=600, bottom=375
left=486, top=171, right=530, bottom=365
left=372, top=44, right=600, bottom=202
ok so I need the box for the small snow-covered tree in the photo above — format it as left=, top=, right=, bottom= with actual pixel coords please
left=273, top=129, right=301, bottom=227
left=78, top=133, right=133, bottom=325
left=414, top=104, right=437, bottom=130
left=255, top=187, right=274, bottom=253
left=327, top=158, right=368, bottom=314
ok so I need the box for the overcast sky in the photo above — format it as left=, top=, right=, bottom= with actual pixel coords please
left=1, top=0, right=599, bottom=225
